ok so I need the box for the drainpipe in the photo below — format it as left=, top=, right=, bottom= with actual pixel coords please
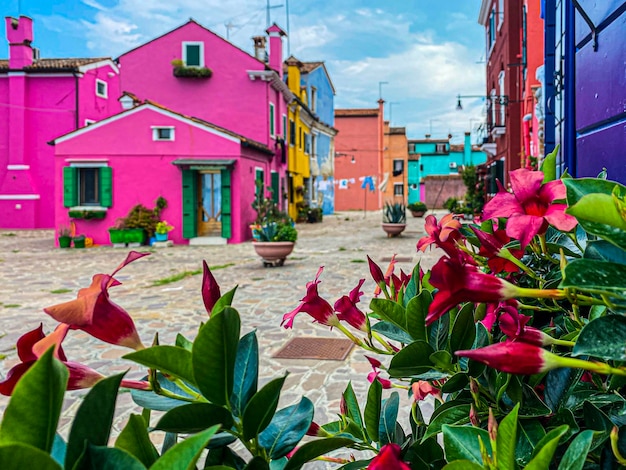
left=377, top=98, right=384, bottom=209
left=73, top=70, right=79, bottom=129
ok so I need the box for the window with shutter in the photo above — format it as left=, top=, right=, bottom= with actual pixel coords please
left=182, top=169, right=197, bottom=239
left=63, top=167, right=78, bottom=208
left=220, top=169, right=232, bottom=239
left=183, top=42, right=203, bottom=67
left=271, top=171, right=279, bottom=204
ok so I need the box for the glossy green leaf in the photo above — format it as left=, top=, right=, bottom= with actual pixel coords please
left=573, top=315, right=626, bottom=361
left=582, top=401, right=613, bottom=432
left=497, top=403, right=519, bottom=470
left=0, top=443, right=62, bottom=470
left=378, top=391, right=400, bottom=446
left=430, top=350, right=453, bottom=372
left=124, top=345, right=195, bottom=385
left=131, top=373, right=194, bottom=411
left=155, top=403, right=234, bottom=434
left=557, top=430, right=594, bottom=470
left=243, top=456, right=270, bottom=469
left=442, top=461, right=484, bottom=470
left=364, top=378, right=382, bottom=443
left=151, top=425, right=219, bottom=470
left=584, top=240, right=626, bottom=265
left=51, top=433, right=66, bottom=466
left=0, top=348, right=67, bottom=453
left=76, top=444, right=147, bottom=470
left=516, top=419, right=545, bottom=466
left=403, top=262, right=422, bottom=307
left=449, top=303, right=476, bottom=354
left=428, top=311, right=450, bottom=351
left=541, top=145, right=557, bottom=182
left=204, top=446, right=246, bottom=469
left=115, top=414, right=159, bottom=468
left=405, top=290, right=430, bottom=342
left=544, top=368, right=584, bottom=412
left=342, top=383, right=364, bottom=429
left=442, top=424, right=490, bottom=464
left=567, top=193, right=626, bottom=230
left=369, top=298, right=408, bottom=333
left=441, top=373, right=469, bottom=394
left=525, top=427, right=568, bottom=470
left=258, top=397, right=314, bottom=459
left=388, top=340, right=434, bottom=377
left=562, top=259, right=626, bottom=296
left=212, top=286, right=238, bottom=316
left=564, top=177, right=624, bottom=204
left=405, top=437, right=444, bottom=469
left=175, top=333, right=193, bottom=351
left=283, top=437, right=355, bottom=470
left=578, top=219, right=626, bottom=251
left=370, top=321, right=414, bottom=344
left=423, top=403, right=471, bottom=441
left=192, top=307, right=240, bottom=406
left=230, top=330, right=259, bottom=417
left=65, top=373, right=125, bottom=470
left=242, top=375, right=287, bottom=441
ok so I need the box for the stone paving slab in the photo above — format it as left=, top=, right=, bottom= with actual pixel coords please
left=0, top=210, right=446, bottom=467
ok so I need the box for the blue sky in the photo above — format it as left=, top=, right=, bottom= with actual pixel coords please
left=4, top=0, right=486, bottom=143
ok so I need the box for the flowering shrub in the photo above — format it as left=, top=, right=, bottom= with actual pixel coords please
left=2, top=153, right=626, bottom=468
left=155, top=220, right=174, bottom=234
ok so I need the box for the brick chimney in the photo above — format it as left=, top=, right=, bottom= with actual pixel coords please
left=266, top=23, right=286, bottom=78
left=5, top=16, right=34, bottom=69
left=252, top=35, right=267, bottom=62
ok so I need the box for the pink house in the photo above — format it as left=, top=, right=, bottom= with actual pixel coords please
left=0, top=16, right=121, bottom=229
left=53, top=20, right=292, bottom=245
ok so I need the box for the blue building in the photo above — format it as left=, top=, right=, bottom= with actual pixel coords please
left=284, top=58, right=337, bottom=214
left=544, top=0, right=626, bottom=181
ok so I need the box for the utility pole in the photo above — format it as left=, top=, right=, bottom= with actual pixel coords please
left=224, top=21, right=236, bottom=41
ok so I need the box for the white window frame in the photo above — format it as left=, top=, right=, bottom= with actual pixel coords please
left=95, top=79, right=107, bottom=98
left=182, top=41, right=204, bottom=68
left=69, top=161, right=109, bottom=209
left=151, top=126, right=175, bottom=141
left=393, top=182, right=404, bottom=196
left=269, top=102, right=275, bottom=137
left=436, top=143, right=446, bottom=153
left=310, top=86, right=317, bottom=113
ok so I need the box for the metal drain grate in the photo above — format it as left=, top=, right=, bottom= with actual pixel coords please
left=273, top=337, right=354, bottom=361
left=380, top=256, right=413, bottom=262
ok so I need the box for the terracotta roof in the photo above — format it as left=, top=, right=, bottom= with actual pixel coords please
left=300, top=61, right=324, bottom=73
left=0, top=57, right=110, bottom=71
left=335, top=108, right=379, bottom=117
left=449, top=144, right=464, bottom=153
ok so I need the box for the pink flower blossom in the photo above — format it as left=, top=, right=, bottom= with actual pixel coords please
left=368, top=444, right=410, bottom=470
left=334, top=279, right=367, bottom=331
left=281, top=267, right=338, bottom=328
left=411, top=380, right=441, bottom=401
left=455, top=341, right=560, bottom=375
left=417, top=214, right=463, bottom=257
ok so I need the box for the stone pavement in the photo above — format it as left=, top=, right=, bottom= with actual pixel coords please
left=0, top=210, right=445, bottom=465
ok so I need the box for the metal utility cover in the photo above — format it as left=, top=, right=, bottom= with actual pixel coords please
left=273, top=337, right=354, bottom=361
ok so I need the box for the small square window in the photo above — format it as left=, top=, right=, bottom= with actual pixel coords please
left=393, top=159, right=404, bottom=176
left=96, top=79, right=107, bottom=98
left=183, top=42, right=203, bottom=67
left=152, top=127, right=175, bottom=141
left=436, top=143, right=446, bottom=153
left=393, top=183, right=404, bottom=196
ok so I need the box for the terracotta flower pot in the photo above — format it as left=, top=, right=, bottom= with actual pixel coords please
left=381, top=223, right=407, bottom=238
left=410, top=210, right=426, bottom=218
left=252, top=241, right=295, bottom=266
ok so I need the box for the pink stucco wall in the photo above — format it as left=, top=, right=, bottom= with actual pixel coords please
left=118, top=21, right=286, bottom=147
left=54, top=106, right=274, bottom=245
left=0, top=62, right=120, bottom=229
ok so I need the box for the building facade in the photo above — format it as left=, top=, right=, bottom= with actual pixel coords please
left=382, top=123, right=408, bottom=203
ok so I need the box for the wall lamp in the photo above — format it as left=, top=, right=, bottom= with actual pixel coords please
left=336, top=152, right=356, bottom=163
left=456, top=94, right=508, bottom=110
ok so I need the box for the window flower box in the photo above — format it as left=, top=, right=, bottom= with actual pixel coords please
left=171, top=59, right=212, bottom=78
left=69, top=208, right=106, bottom=220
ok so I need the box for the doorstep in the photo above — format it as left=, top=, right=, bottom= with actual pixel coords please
left=188, top=237, right=227, bottom=246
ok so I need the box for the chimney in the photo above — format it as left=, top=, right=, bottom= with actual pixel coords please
left=464, top=132, right=471, bottom=165
left=266, top=23, right=286, bottom=78
left=5, top=16, right=34, bottom=69
left=252, top=36, right=267, bottom=62
left=425, top=134, right=431, bottom=139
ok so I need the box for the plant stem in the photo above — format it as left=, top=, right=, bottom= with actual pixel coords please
left=371, top=331, right=396, bottom=353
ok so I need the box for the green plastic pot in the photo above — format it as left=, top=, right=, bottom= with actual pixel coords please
left=58, top=236, right=72, bottom=248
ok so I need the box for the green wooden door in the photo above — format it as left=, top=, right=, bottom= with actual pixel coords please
left=182, top=169, right=197, bottom=239
left=221, top=169, right=231, bottom=239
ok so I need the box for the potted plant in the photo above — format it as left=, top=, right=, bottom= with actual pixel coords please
left=72, top=234, right=86, bottom=249
left=155, top=220, right=174, bottom=242
left=407, top=201, right=427, bottom=217
left=57, top=225, right=72, bottom=248
left=381, top=200, right=406, bottom=237
left=171, top=59, right=213, bottom=78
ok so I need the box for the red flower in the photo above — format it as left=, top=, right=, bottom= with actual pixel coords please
left=334, top=279, right=367, bottom=331
left=201, top=260, right=221, bottom=315
left=367, top=371, right=392, bottom=389
left=368, top=444, right=410, bottom=470
left=471, top=226, right=524, bottom=273
left=411, top=380, right=441, bottom=401
left=427, top=257, right=518, bottom=325
left=417, top=214, right=463, bottom=257
left=499, top=310, right=554, bottom=346
left=44, top=251, right=148, bottom=350
left=455, top=341, right=560, bottom=375
left=282, top=267, right=338, bottom=328
left=482, top=169, right=577, bottom=247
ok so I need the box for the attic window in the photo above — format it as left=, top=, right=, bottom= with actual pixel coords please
left=152, top=126, right=175, bottom=141
left=436, top=143, right=446, bottom=153
left=183, top=42, right=204, bottom=67
left=95, top=79, right=107, bottom=98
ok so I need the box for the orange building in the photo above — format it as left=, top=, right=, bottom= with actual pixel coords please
left=333, top=100, right=384, bottom=212
left=382, top=122, right=408, bottom=203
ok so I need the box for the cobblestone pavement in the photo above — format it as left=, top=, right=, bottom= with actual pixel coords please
left=0, top=210, right=445, bottom=466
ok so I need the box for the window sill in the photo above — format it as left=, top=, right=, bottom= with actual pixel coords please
left=69, top=207, right=107, bottom=220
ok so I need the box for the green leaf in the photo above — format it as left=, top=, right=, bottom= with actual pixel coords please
left=76, top=444, right=147, bottom=470
left=243, top=456, right=271, bottom=469
left=115, top=414, right=159, bottom=468
left=496, top=403, right=519, bottom=470
left=578, top=219, right=626, bottom=251
left=562, top=259, right=626, bottom=297
left=378, top=392, right=399, bottom=446
left=428, top=311, right=450, bottom=351
left=212, top=286, right=238, bottom=316
left=131, top=373, right=194, bottom=411
left=405, top=291, right=430, bottom=342
left=192, top=307, right=241, bottom=406
left=0, top=443, right=62, bottom=470
left=567, top=193, right=626, bottom=230
left=403, top=262, right=422, bottom=307
left=541, top=145, right=558, bottom=182
left=155, top=403, right=234, bottom=434
left=516, top=419, right=545, bottom=466
left=442, top=424, right=490, bottom=464
left=442, top=461, right=484, bottom=470
left=544, top=368, right=584, bottom=412
left=423, top=403, right=471, bottom=441
left=0, top=348, right=68, bottom=453
left=51, top=433, right=66, bottom=465
left=370, top=321, right=414, bottom=344
left=175, top=333, right=193, bottom=351
left=364, top=379, right=382, bottom=442
left=124, top=346, right=195, bottom=386
left=242, top=375, right=287, bottom=441
left=557, top=430, right=594, bottom=470
left=204, top=446, right=246, bottom=469
left=258, top=397, right=314, bottom=459
left=441, top=373, right=469, bottom=394
left=572, top=315, right=626, bottom=361
left=449, top=303, right=476, bottom=354
left=584, top=240, right=626, bottom=264
left=230, top=331, right=259, bottom=417
left=387, top=340, right=434, bottom=377
left=283, top=437, right=355, bottom=470
left=525, top=426, right=568, bottom=470
left=430, top=350, right=453, bottom=372
left=65, top=372, right=125, bottom=470
left=369, top=298, right=408, bottom=333
left=151, top=425, right=219, bottom=470
left=563, top=177, right=624, bottom=204
left=342, top=383, right=364, bottom=429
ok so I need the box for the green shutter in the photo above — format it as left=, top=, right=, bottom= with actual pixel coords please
left=182, top=169, right=197, bottom=239
left=185, top=44, right=201, bottom=67
left=269, top=104, right=275, bottom=136
left=63, top=167, right=77, bottom=207
left=255, top=169, right=264, bottom=197
left=221, top=169, right=232, bottom=239
left=99, top=167, right=112, bottom=207
left=271, top=171, right=279, bottom=204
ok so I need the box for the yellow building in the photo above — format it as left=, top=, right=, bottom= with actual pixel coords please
left=382, top=121, right=409, bottom=202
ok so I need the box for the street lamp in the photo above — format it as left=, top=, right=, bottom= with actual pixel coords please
left=456, top=94, right=508, bottom=110
left=455, top=94, right=485, bottom=111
